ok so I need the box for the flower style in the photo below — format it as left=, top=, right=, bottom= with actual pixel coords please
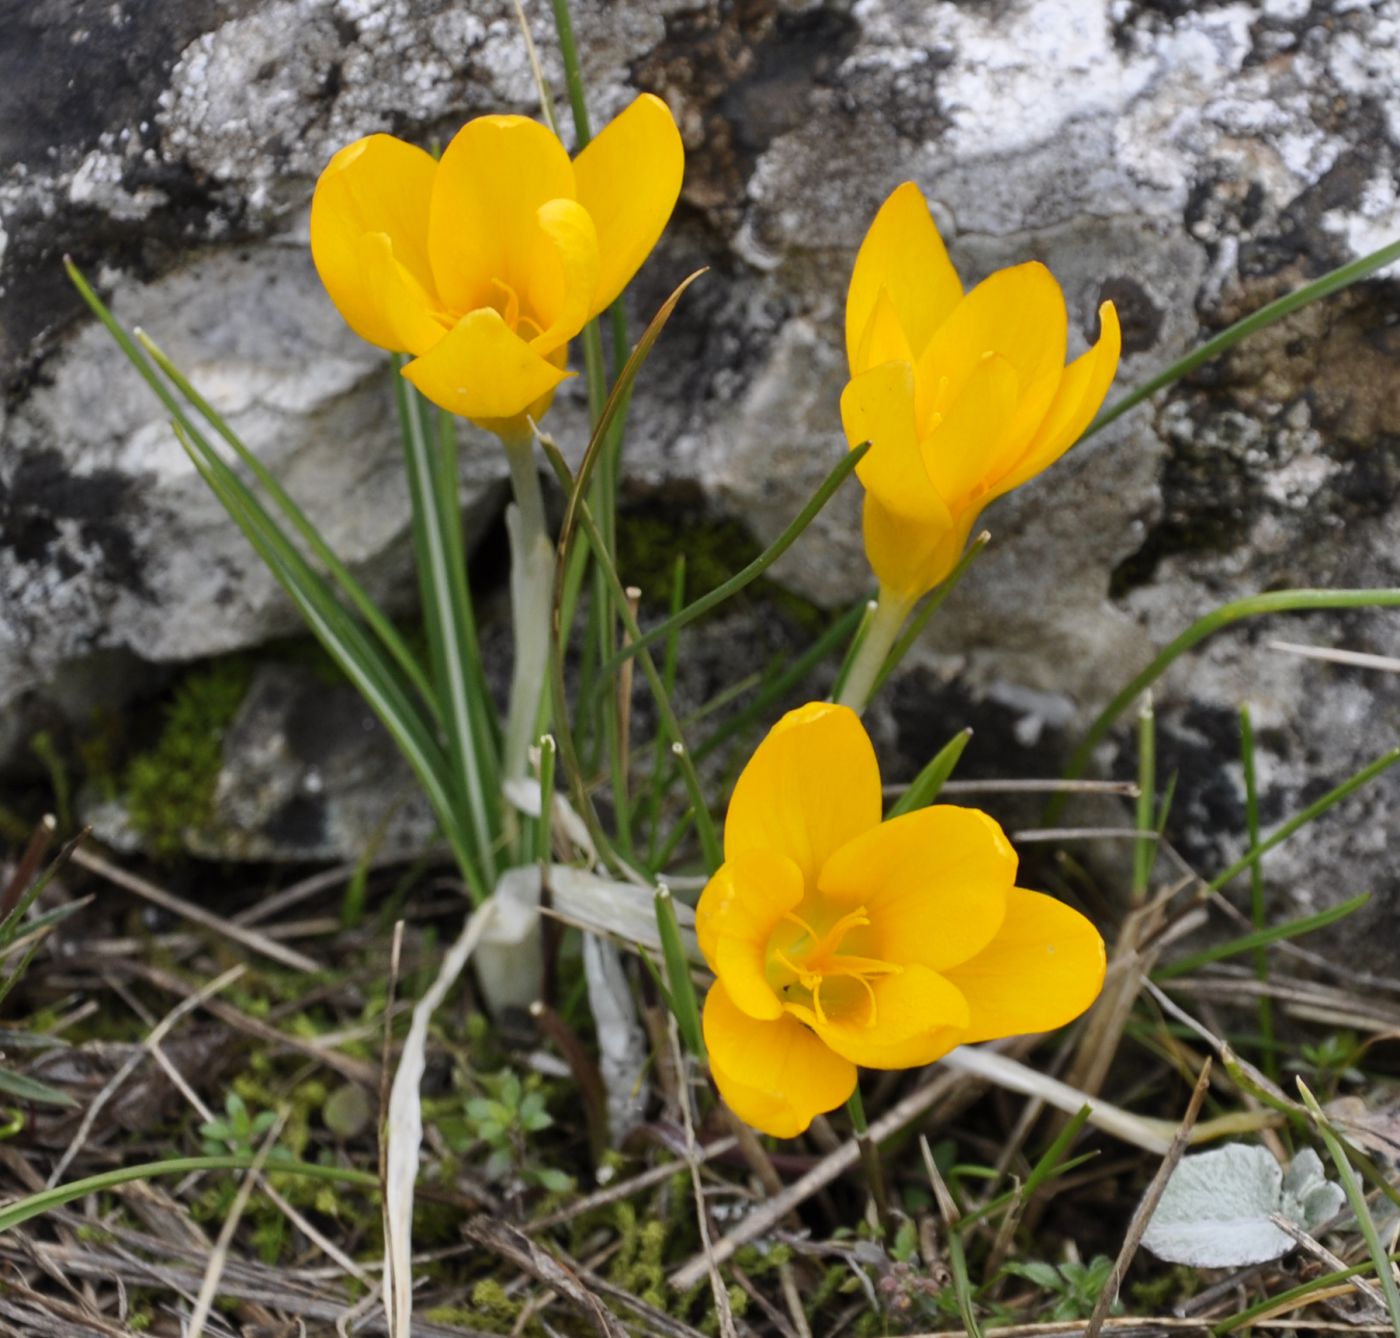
left=697, top=702, right=1105, bottom=1138
left=841, top=182, right=1122, bottom=602
left=310, top=95, right=683, bottom=433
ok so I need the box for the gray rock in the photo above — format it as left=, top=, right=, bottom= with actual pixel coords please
left=197, top=660, right=437, bottom=862
left=4, top=1, right=1400, bottom=958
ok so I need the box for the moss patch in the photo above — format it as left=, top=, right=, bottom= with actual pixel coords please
left=122, top=658, right=252, bottom=857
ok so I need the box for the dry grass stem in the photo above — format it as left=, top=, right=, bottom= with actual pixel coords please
left=71, top=847, right=320, bottom=972
left=1084, top=1058, right=1212, bottom=1338
left=1268, top=639, right=1400, bottom=673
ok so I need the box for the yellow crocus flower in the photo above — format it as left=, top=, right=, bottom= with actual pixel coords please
left=697, top=701, right=1105, bottom=1138
left=310, top=95, right=683, bottom=432
left=841, top=181, right=1122, bottom=602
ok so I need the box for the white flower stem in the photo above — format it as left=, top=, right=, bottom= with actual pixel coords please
left=501, top=428, right=554, bottom=789
left=834, top=587, right=914, bottom=715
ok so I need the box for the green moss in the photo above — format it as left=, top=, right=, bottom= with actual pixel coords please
left=122, top=659, right=252, bottom=858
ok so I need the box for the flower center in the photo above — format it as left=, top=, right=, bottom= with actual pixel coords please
left=486, top=277, right=544, bottom=342
left=767, top=905, right=900, bottom=1029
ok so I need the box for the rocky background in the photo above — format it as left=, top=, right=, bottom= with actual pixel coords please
left=2, top=1, right=1398, bottom=957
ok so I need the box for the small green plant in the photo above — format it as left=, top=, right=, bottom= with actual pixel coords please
left=1004, top=1256, right=1121, bottom=1322
left=1287, top=1031, right=1366, bottom=1092
left=199, top=1090, right=288, bottom=1162
left=455, top=1069, right=573, bottom=1193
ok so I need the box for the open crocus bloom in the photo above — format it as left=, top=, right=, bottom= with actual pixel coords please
left=841, top=182, right=1122, bottom=602
left=310, top=95, right=683, bottom=433
left=697, top=702, right=1105, bottom=1138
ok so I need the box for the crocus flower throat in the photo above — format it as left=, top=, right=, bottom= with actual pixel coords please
left=698, top=702, right=1106, bottom=1138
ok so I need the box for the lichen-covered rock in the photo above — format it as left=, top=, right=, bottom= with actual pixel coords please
left=3, top=1, right=1399, bottom=955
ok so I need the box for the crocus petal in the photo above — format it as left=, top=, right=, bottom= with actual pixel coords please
left=917, top=352, right=1021, bottom=508
left=853, top=286, right=915, bottom=372
left=356, top=233, right=448, bottom=356
left=993, top=301, right=1122, bottom=497
left=402, top=307, right=570, bottom=425
left=861, top=490, right=966, bottom=603
left=916, top=261, right=1068, bottom=479
left=428, top=115, right=576, bottom=315
left=818, top=805, right=1016, bottom=972
left=840, top=361, right=946, bottom=523
left=310, top=134, right=438, bottom=349
left=695, top=849, right=805, bottom=1021
left=790, top=964, right=969, bottom=1069
left=704, top=980, right=856, bottom=1138
left=846, top=181, right=963, bottom=375
left=724, top=702, right=882, bottom=886
left=573, top=92, right=684, bottom=314
left=943, top=887, right=1106, bottom=1043
left=526, top=198, right=601, bottom=358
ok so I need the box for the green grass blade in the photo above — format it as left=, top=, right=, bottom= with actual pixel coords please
left=63, top=264, right=438, bottom=722
left=1215, top=1253, right=1400, bottom=1334
left=1240, top=705, right=1276, bottom=1081
left=645, top=555, right=687, bottom=866
left=1155, top=891, right=1370, bottom=981
left=0, top=1068, right=78, bottom=1108
left=571, top=486, right=723, bottom=872
left=830, top=599, right=878, bottom=704
left=1022, top=1104, right=1094, bottom=1200
left=0, top=1155, right=379, bottom=1235
left=887, top=729, right=973, bottom=819
left=596, top=444, right=869, bottom=680
left=177, top=427, right=484, bottom=899
left=655, top=886, right=705, bottom=1058
left=549, top=0, right=592, bottom=147
left=1210, top=747, right=1400, bottom=891
left=536, top=733, right=557, bottom=864
left=393, top=368, right=499, bottom=885
left=549, top=273, right=706, bottom=872
left=1132, top=694, right=1156, bottom=901
left=948, top=1230, right=985, bottom=1338
left=1053, top=589, right=1400, bottom=822
left=1088, top=235, right=1400, bottom=438
left=1299, top=1079, right=1400, bottom=1338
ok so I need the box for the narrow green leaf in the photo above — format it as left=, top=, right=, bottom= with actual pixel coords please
left=830, top=599, right=879, bottom=705
left=132, top=330, right=440, bottom=719
left=1155, top=891, right=1370, bottom=981
left=655, top=887, right=705, bottom=1059
left=1211, top=746, right=1400, bottom=892
left=536, top=733, right=557, bottom=865
left=1132, top=694, right=1156, bottom=900
left=393, top=367, right=498, bottom=890
left=1240, top=706, right=1277, bottom=1082
left=1023, top=1104, right=1094, bottom=1200
left=597, top=444, right=869, bottom=680
left=948, top=1230, right=985, bottom=1338
left=0, top=1155, right=379, bottom=1235
left=63, top=266, right=436, bottom=723
left=1299, top=1079, right=1400, bottom=1338
left=0, top=1068, right=77, bottom=1108
left=177, top=427, right=485, bottom=899
left=1089, top=234, right=1400, bottom=438
left=1214, top=1252, right=1400, bottom=1334
left=549, top=273, right=706, bottom=874
left=887, top=729, right=973, bottom=818
left=1053, top=588, right=1400, bottom=822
